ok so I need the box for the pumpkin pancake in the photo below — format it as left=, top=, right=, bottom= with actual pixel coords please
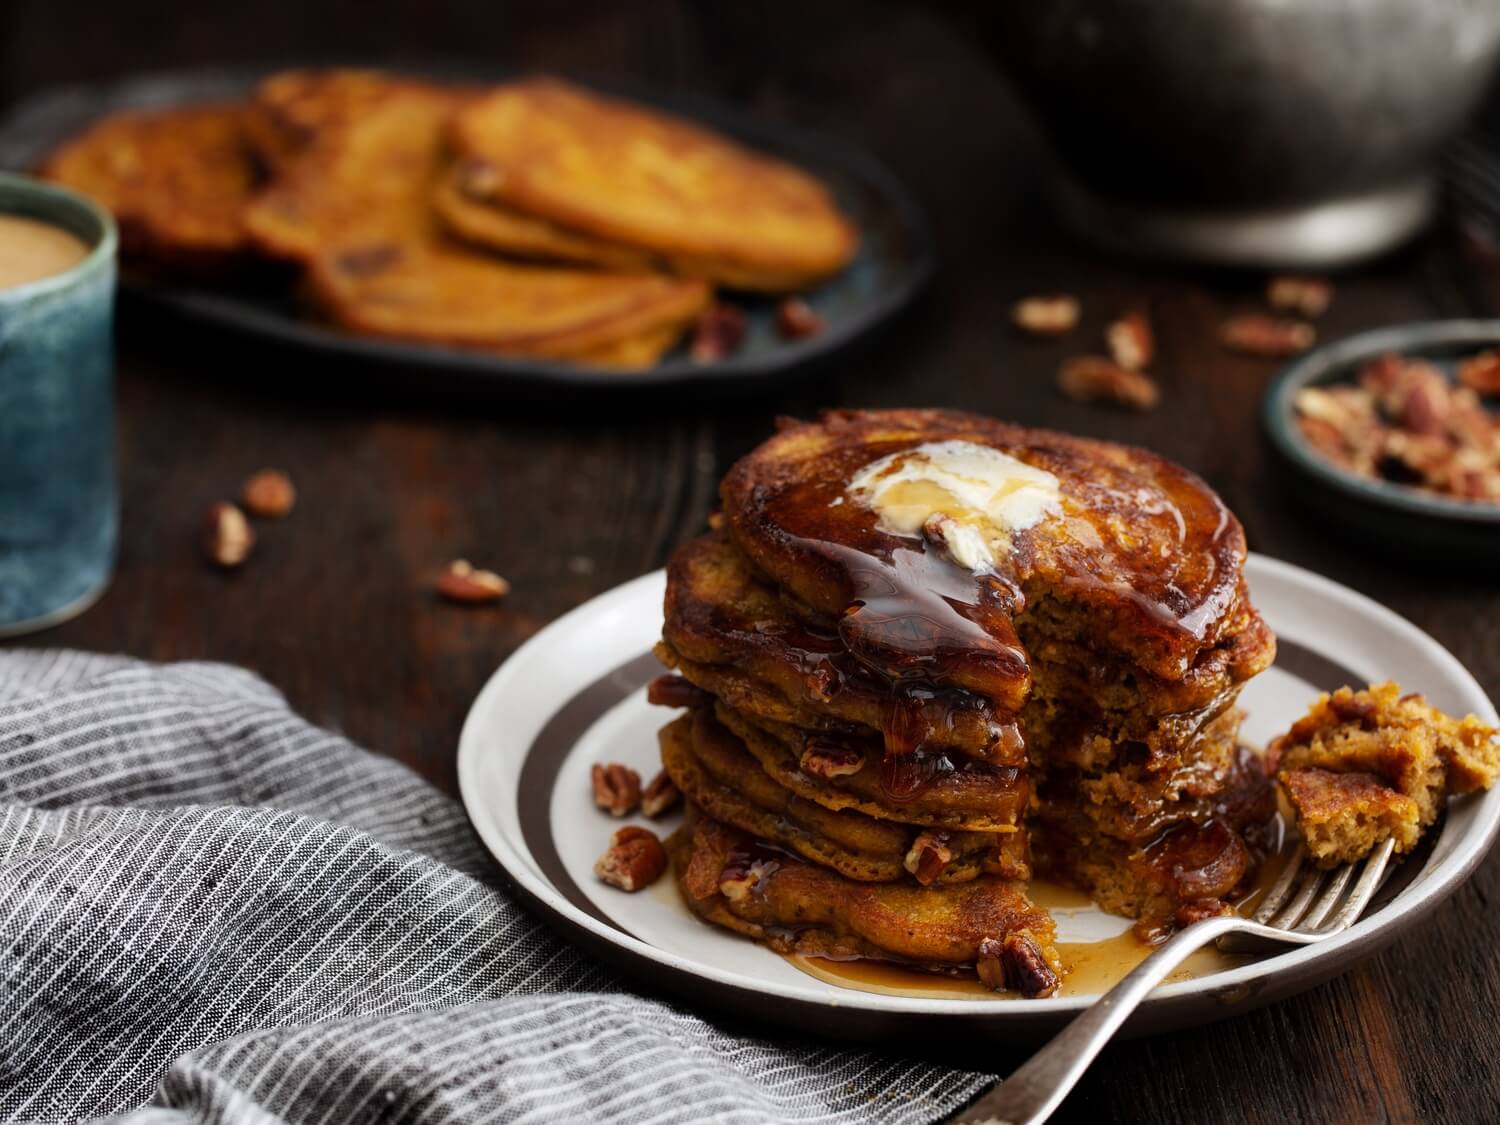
left=720, top=409, right=1261, bottom=693
left=242, top=76, right=456, bottom=263
left=435, top=163, right=656, bottom=271
left=660, top=712, right=1026, bottom=885
left=243, top=69, right=397, bottom=174
left=447, top=77, right=858, bottom=291
left=38, top=103, right=259, bottom=272
left=669, top=804, right=1061, bottom=996
left=243, top=72, right=710, bottom=364
left=306, top=242, right=708, bottom=366
left=712, top=701, right=1029, bottom=832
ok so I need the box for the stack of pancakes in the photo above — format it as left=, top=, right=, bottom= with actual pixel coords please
left=38, top=70, right=857, bottom=369
left=652, top=409, right=1277, bottom=994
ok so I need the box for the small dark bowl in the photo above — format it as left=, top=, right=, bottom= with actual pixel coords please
left=1263, top=320, right=1500, bottom=565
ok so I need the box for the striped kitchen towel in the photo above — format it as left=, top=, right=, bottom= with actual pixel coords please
left=0, top=651, right=987, bottom=1124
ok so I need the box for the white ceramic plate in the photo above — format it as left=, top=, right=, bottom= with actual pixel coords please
left=457, top=555, right=1500, bottom=1043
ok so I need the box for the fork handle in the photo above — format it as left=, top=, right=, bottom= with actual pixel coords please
left=952, top=915, right=1246, bottom=1125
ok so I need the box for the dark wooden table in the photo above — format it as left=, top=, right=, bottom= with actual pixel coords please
left=6, top=2, right=1499, bottom=1121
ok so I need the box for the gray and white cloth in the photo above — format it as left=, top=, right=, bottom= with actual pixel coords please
left=0, top=651, right=988, bottom=1124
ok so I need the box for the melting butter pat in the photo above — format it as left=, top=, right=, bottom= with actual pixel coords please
left=846, top=440, right=1061, bottom=571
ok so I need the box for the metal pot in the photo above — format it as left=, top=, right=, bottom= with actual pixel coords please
left=981, top=0, right=1500, bottom=267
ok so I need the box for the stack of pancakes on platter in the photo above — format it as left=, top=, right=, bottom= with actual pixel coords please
left=651, top=409, right=1277, bottom=996
left=38, top=70, right=857, bottom=369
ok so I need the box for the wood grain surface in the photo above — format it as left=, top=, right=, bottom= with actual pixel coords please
left=5, top=2, right=1498, bottom=1121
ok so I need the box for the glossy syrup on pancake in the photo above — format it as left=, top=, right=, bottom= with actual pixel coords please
left=720, top=410, right=1251, bottom=799
left=722, top=410, right=1249, bottom=683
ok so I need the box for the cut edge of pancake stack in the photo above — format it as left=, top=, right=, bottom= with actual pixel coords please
left=650, top=408, right=1279, bottom=996
left=36, top=69, right=860, bottom=370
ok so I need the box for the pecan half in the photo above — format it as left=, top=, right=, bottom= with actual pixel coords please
left=645, top=674, right=711, bottom=710
left=975, top=937, right=1007, bottom=991
left=240, top=469, right=296, bottom=519
left=775, top=297, right=823, bottom=340
left=641, top=769, right=682, bottom=819
left=904, top=830, right=953, bottom=886
left=1012, top=294, right=1079, bottom=336
left=1220, top=314, right=1315, bottom=358
left=1267, top=276, right=1332, bottom=318
left=690, top=303, right=747, bottom=363
left=1002, top=933, right=1061, bottom=999
left=594, top=826, right=667, bottom=892
left=800, top=737, right=864, bottom=780
left=591, top=762, right=642, bottom=817
left=202, top=502, right=255, bottom=568
left=1057, top=355, right=1160, bottom=410
left=1459, top=350, right=1500, bottom=396
left=1105, top=310, right=1154, bottom=371
left=436, top=559, right=510, bottom=604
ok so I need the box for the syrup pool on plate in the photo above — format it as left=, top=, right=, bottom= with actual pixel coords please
left=784, top=837, right=1291, bottom=999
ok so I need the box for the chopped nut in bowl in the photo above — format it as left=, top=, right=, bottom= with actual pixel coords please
left=1263, top=320, right=1500, bottom=564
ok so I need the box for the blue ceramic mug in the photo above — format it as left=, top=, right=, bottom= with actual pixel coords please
left=0, top=173, right=118, bottom=636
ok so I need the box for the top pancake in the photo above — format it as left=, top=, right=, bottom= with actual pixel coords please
left=447, top=77, right=858, bottom=291
left=38, top=103, right=259, bottom=272
left=721, top=409, right=1254, bottom=690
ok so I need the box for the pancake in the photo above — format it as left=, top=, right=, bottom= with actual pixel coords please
left=660, top=530, right=1270, bottom=767
left=1030, top=746, right=1276, bottom=931
left=435, top=163, right=657, bottom=271
left=241, top=72, right=711, bottom=364
left=305, top=243, right=708, bottom=366
left=659, top=712, right=1026, bottom=884
left=712, top=701, right=1029, bottom=831
left=720, top=409, right=1259, bottom=691
left=242, top=76, right=457, bottom=263
left=670, top=805, right=1060, bottom=995
left=243, top=69, right=396, bottom=175
left=447, top=77, right=858, bottom=291
left=38, top=103, right=259, bottom=272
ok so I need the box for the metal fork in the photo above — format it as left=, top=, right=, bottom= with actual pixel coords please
left=952, top=837, right=1396, bottom=1125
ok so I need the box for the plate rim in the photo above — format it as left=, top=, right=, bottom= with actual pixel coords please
left=456, top=553, right=1500, bottom=1023
left=0, top=62, right=936, bottom=391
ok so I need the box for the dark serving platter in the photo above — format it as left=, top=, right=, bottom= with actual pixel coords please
left=0, top=65, right=934, bottom=391
left=1262, top=319, right=1500, bottom=564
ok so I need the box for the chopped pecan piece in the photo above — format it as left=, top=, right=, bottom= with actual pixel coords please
left=1459, top=350, right=1500, bottom=396
left=645, top=674, right=710, bottom=710
left=594, top=826, right=667, bottom=892
left=975, top=937, right=1007, bottom=991
left=1012, top=294, right=1079, bottom=336
left=690, top=303, right=747, bottom=363
left=436, top=559, right=510, bottom=604
left=718, top=852, right=778, bottom=902
left=591, top=762, right=642, bottom=817
left=1267, top=275, right=1332, bottom=318
left=1105, top=310, right=1153, bottom=371
left=240, top=469, right=296, bottom=518
left=1057, top=355, right=1161, bottom=411
left=974, top=933, right=1060, bottom=998
left=800, top=737, right=864, bottom=780
left=904, top=830, right=953, bottom=886
left=775, top=297, right=823, bottom=340
left=202, top=502, right=254, bottom=568
left=641, top=769, right=682, bottom=819
left=1220, top=314, right=1314, bottom=357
